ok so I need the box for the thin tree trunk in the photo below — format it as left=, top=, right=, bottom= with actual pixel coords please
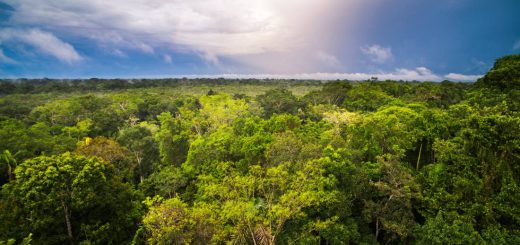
left=61, top=200, right=74, bottom=245
left=7, top=163, right=13, bottom=181
left=248, top=224, right=257, bottom=245
left=135, top=152, right=144, bottom=183
left=270, top=236, right=276, bottom=245
left=416, top=142, right=423, bottom=170
left=375, top=218, right=380, bottom=241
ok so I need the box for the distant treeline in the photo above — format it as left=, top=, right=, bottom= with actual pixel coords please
left=0, top=78, right=324, bottom=94
left=0, top=77, right=465, bottom=95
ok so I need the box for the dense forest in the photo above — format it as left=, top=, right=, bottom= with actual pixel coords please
left=0, top=54, right=519, bottom=244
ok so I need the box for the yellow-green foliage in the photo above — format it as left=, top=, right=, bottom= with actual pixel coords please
left=1, top=56, right=519, bottom=244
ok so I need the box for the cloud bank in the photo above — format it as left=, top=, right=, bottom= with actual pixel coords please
left=169, top=67, right=480, bottom=82
left=0, top=0, right=487, bottom=80
left=0, top=28, right=82, bottom=63
left=445, top=73, right=483, bottom=82
left=4, top=0, right=354, bottom=70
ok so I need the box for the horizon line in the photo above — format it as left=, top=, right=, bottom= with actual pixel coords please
left=1, top=72, right=482, bottom=82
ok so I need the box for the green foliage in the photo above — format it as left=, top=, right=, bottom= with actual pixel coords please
left=302, top=82, right=353, bottom=106
left=1, top=54, right=519, bottom=244
left=343, top=84, right=396, bottom=112
left=76, top=136, right=135, bottom=182
left=415, top=211, right=483, bottom=244
left=143, top=197, right=221, bottom=244
left=0, top=150, right=16, bottom=185
left=29, top=95, right=125, bottom=135
left=0, top=233, right=32, bottom=245
left=136, top=94, right=181, bottom=121
left=145, top=159, right=340, bottom=244
left=477, top=54, right=520, bottom=90
left=118, top=124, right=160, bottom=182
left=183, top=127, right=234, bottom=178
left=257, top=88, right=303, bottom=117
left=181, top=93, right=251, bottom=135
left=0, top=153, right=142, bottom=244
left=140, top=166, right=188, bottom=198
left=348, top=105, right=423, bottom=163
left=0, top=119, right=76, bottom=161
left=155, top=112, right=191, bottom=167
left=363, top=155, right=419, bottom=242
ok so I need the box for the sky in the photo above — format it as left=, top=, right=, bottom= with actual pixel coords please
left=0, top=0, right=519, bottom=81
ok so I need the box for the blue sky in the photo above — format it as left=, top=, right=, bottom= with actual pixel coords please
left=0, top=0, right=518, bottom=80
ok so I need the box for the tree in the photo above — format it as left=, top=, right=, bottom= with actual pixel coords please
left=29, top=95, right=124, bottom=136
left=155, top=113, right=190, bottom=167
left=419, top=106, right=520, bottom=236
left=118, top=124, right=160, bottom=183
left=321, top=81, right=352, bottom=106
left=1, top=153, right=142, bottom=244
left=343, top=84, right=396, bottom=112
left=136, top=95, right=181, bottom=121
left=415, top=211, right=483, bottom=244
left=182, top=127, right=234, bottom=178
left=265, top=131, right=321, bottom=168
left=362, top=155, right=419, bottom=242
left=476, top=54, right=520, bottom=90
left=348, top=105, right=423, bottom=163
left=142, top=197, right=222, bottom=244
left=257, top=88, right=302, bottom=117
left=0, top=119, right=75, bottom=162
left=0, top=234, right=32, bottom=245
left=76, top=136, right=135, bottom=181
left=0, top=150, right=16, bottom=185
left=196, top=93, right=250, bottom=134
left=140, top=166, right=188, bottom=198
left=61, top=119, right=92, bottom=141
left=230, top=117, right=272, bottom=169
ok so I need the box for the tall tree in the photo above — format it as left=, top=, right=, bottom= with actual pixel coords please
left=118, top=125, right=160, bottom=183
left=1, top=153, right=142, bottom=244
left=257, top=88, right=302, bottom=118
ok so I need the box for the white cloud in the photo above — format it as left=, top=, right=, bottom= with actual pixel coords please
left=315, top=51, right=341, bottom=68
left=111, top=49, right=127, bottom=58
left=0, top=49, right=17, bottom=64
left=0, top=28, right=82, bottom=63
left=174, top=67, right=445, bottom=81
left=445, top=73, right=482, bottom=82
left=199, top=52, right=220, bottom=66
left=4, top=0, right=359, bottom=70
left=163, top=54, right=172, bottom=64
left=137, top=43, right=154, bottom=54
left=514, top=40, right=520, bottom=50
left=392, top=67, right=440, bottom=81
left=361, top=44, right=393, bottom=63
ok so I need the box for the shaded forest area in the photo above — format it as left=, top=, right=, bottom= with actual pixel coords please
left=0, top=55, right=519, bottom=244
